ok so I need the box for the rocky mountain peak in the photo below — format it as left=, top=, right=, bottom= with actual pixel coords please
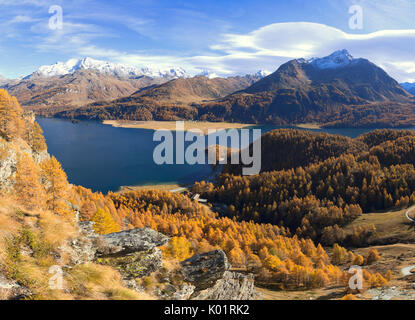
left=305, top=49, right=357, bottom=69
left=25, top=57, right=190, bottom=80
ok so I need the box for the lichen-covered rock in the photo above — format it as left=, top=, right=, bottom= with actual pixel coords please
left=181, top=250, right=230, bottom=291
left=0, top=274, right=31, bottom=300
left=97, top=247, right=163, bottom=279
left=96, top=228, right=169, bottom=257
left=192, top=272, right=260, bottom=300
left=62, top=221, right=99, bottom=265
left=170, top=284, right=195, bottom=300
left=0, top=137, right=49, bottom=191
left=0, top=142, right=18, bottom=190
left=181, top=250, right=260, bottom=300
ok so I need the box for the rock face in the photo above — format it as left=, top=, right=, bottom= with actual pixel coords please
left=97, top=248, right=163, bottom=279
left=0, top=112, right=50, bottom=190
left=181, top=250, right=230, bottom=291
left=181, top=250, right=259, bottom=300
left=0, top=274, right=31, bottom=300
left=96, top=228, right=169, bottom=257
left=193, top=272, right=258, bottom=300
left=65, top=222, right=258, bottom=300
left=65, top=221, right=99, bottom=265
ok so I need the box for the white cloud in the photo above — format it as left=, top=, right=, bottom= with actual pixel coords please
left=187, top=22, right=415, bottom=81
left=83, top=22, right=415, bottom=81
left=4, top=9, right=415, bottom=83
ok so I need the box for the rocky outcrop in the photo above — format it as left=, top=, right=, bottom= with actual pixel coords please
left=65, top=223, right=169, bottom=291
left=0, top=274, right=31, bottom=300
left=0, top=141, right=18, bottom=190
left=94, top=228, right=168, bottom=282
left=180, top=250, right=260, bottom=300
left=192, top=272, right=258, bottom=300
left=96, top=228, right=169, bottom=257
left=64, top=221, right=99, bottom=265
left=65, top=223, right=258, bottom=300
left=181, top=250, right=229, bottom=291
left=0, top=112, right=49, bottom=190
left=97, top=247, right=163, bottom=279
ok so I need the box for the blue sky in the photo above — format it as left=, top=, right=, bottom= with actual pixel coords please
left=1, top=0, right=415, bottom=81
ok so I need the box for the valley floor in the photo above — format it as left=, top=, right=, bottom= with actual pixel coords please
left=258, top=208, right=415, bottom=300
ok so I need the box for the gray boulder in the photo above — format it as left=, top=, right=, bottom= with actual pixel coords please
left=181, top=250, right=230, bottom=291
left=97, top=247, right=163, bottom=279
left=192, top=272, right=260, bottom=300
left=97, top=228, right=169, bottom=257
left=181, top=250, right=260, bottom=300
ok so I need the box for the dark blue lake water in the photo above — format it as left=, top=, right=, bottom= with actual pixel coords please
left=37, top=117, right=414, bottom=193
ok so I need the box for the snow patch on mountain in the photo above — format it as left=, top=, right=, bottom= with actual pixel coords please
left=196, top=70, right=220, bottom=79
left=253, top=70, right=271, bottom=78
left=27, top=57, right=190, bottom=80
left=298, top=50, right=361, bottom=70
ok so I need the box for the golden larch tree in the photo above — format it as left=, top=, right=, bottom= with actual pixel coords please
left=0, top=89, right=25, bottom=141
left=14, top=153, right=45, bottom=210
left=91, top=208, right=120, bottom=235
left=26, top=122, right=47, bottom=153
left=40, top=156, right=69, bottom=214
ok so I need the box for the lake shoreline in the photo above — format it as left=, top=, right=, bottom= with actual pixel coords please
left=293, top=123, right=323, bottom=129
left=117, top=183, right=186, bottom=193
left=103, top=120, right=255, bottom=134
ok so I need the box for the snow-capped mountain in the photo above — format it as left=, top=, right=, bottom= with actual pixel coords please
left=253, top=70, right=271, bottom=78
left=196, top=69, right=270, bottom=80
left=196, top=70, right=220, bottom=79
left=26, top=57, right=190, bottom=80
left=401, top=82, right=415, bottom=94
left=297, top=49, right=362, bottom=70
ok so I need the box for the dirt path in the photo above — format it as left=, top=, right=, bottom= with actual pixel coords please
left=401, top=265, right=415, bottom=277
left=405, top=205, right=415, bottom=222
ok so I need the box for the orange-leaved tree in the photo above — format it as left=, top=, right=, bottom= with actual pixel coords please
left=91, top=208, right=120, bottom=235
left=14, top=153, right=45, bottom=210
left=40, top=156, right=69, bottom=215
left=26, top=122, right=47, bottom=153
left=0, top=89, right=25, bottom=141
left=162, top=237, right=193, bottom=261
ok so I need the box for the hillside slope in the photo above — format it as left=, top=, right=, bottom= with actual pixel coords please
left=197, top=50, right=415, bottom=127
left=50, top=75, right=261, bottom=120
left=0, top=89, right=259, bottom=300
left=2, top=70, right=166, bottom=113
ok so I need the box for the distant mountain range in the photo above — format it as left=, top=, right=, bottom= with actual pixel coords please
left=43, top=74, right=265, bottom=120
left=25, top=57, right=189, bottom=80
left=401, top=82, right=415, bottom=95
left=1, top=57, right=267, bottom=112
left=2, top=51, right=415, bottom=127
left=2, top=69, right=166, bottom=112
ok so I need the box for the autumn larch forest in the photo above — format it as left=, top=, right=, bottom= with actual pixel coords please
left=2, top=88, right=409, bottom=301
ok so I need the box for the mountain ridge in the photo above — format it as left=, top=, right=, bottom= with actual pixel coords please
left=47, top=73, right=264, bottom=120
left=196, top=50, right=415, bottom=127
left=25, top=57, right=189, bottom=80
